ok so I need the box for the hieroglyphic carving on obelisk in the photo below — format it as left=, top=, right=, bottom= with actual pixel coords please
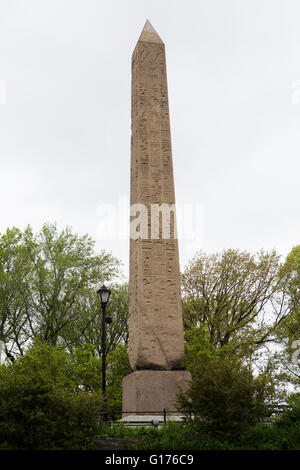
left=128, top=20, right=184, bottom=371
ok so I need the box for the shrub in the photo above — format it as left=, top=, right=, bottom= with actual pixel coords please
left=0, top=342, right=105, bottom=449
left=177, top=355, right=275, bottom=438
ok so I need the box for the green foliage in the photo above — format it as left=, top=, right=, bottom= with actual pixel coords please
left=102, top=408, right=300, bottom=450
left=177, top=355, right=276, bottom=437
left=183, top=325, right=235, bottom=376
left=0, top=227, right=31, bottom=359
left=64, top=283, right=129, bottom=356
left=275, top=393, right=300, bottom=428
left=0, top=375, right=102, bottom=450
left=240, top=399, right=300, bottom=450
left=144, top=422, right=239, bottom=450
left=0, top=223, right=120, bottom=359
left=10, top=340, right=103, bottom=393
left=101, top=421, right=238, bottom=450
left=0, top=341, right=298, bottom=450
left=102, top=422, right=160, bottom=450
left=181, top=249, right=288, bottom=358
left=0, top=228, right=298, bottom=449
left=22, top=223, right=120, bottom=347
left=0, top=341, right=105, bottom=449
left=275, top=246, right=300, bottom=386
left=279, top=245, right=300, bottom=312
left=106, top=343, right=131, bottom=411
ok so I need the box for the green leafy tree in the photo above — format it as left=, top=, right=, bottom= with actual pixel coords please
left=106, top=343, right=131, bottom=411
left=62, top=283, right=129, bottom=356
left=0, top=341, right=105, bottom=449
left=22, top=223, right=120, bottom=345
left=183, top=324, right=216, bottom=376
left=0, top=223, right=121, bottom=359
left=177, top=355, right=277, bottom=438
left=274, top=246, right=300, bottom=387
left=0, top=228, right=31, bottom=359
left=181, top=249, right=292, bottom=362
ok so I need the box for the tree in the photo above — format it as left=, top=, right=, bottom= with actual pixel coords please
left=0, top=228, right=31, bottom=359
left=181, top=249, right=292, bottom=361
left=177, top=354, right=277, bottom=437
left=0, top=341, right=105, bottom=449
left=274, top=246, right=300, bottom=387
left=280, top=245, right=300, bottom=314
left=61, top=283, right=129, bottom=356
left=0, top=223, right=121, bottom=359
left=106, top=343, right=131, bottom=411
left=183, top=324, right=217, bottom=376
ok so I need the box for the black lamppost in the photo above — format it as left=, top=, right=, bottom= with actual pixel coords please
left=97, top=284, right=112, bottom=399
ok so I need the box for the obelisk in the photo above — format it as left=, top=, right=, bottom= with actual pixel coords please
left=122, top=20, right=191, bottom=415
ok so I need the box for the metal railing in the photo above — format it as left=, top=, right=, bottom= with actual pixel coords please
left=97, top=409, right=186, bottom=426
left=97, top=404, right=290, bottom=426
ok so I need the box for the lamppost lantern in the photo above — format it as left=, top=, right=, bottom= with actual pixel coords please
left=97, top=284, right=112, bottom=402
left=97, top=284, right=111, bottom=306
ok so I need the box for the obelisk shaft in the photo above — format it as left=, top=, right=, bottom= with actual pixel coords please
left=128, top=21, right=184, bottom=371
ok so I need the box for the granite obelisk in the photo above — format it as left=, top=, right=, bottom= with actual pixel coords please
left=122, top=20, right=191, bottom=415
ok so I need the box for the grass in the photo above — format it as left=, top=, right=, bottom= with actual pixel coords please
left=96, top=419, right=300, bottom=451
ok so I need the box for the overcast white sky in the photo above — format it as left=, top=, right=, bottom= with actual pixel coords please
left=0, top=0, right=299, bottom=277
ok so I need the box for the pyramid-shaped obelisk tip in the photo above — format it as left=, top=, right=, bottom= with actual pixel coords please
left=143, top=19, right=157, bottom=34
left=138, top=19, right=164, bottom=44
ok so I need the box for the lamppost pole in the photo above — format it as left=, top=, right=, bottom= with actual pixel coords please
left=97, top=285, right=112, bottom=402
left=101, top=301, right=107, bottom=398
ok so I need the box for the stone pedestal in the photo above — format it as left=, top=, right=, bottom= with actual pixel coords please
left=122, top=370, right=191, bottom=417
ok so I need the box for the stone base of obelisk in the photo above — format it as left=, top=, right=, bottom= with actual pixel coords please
left=122, top=370, right=191, bottom=418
